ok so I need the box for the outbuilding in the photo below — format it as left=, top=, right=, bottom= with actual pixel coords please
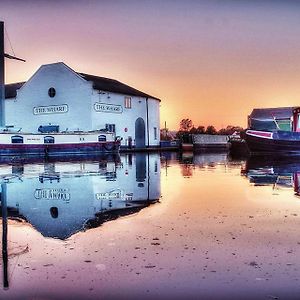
left=4, top=62, right=160, bottom=149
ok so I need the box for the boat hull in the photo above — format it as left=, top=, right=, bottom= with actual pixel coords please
left=0, top=141, right=120, bottom=157
left=244, top=130, right=300, bottom=156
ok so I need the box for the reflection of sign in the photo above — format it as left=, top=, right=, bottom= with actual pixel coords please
left=34, top=188, right=70, bottom=201
left=94, top=103, right=123, bottom=113
left=33, top=104, right=69, bottom=115
left=95, top=189, right=124, bottom=200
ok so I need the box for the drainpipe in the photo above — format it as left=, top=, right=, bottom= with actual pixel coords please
left=0, top=21, right=4, bottom=127
left=146, top=97, right=150, bottom=148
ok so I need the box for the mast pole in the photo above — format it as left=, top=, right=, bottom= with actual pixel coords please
left=0, top=21, right=4, bottom=127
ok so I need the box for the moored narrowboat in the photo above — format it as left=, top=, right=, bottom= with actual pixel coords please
left=0, top=129, right=121, bottom=157
left=244, top=106, right=300, bottom=156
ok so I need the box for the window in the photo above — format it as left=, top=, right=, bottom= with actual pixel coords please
left=124, top=96, right=132, bottom=109
left=11, top=135, right=23, bottom=144
left=154, top=127, right=157, bottom=140
left=44, top=136, right=55, bottom=144
left=277, top=119, right=291, bottom=131
left=106, top=124, right=116, bottom=133
left=48, top=87, right=56, bottom=98
left=98, top=135, right=107, bottom=142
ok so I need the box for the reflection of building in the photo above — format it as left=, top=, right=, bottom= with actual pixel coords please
left=0, top=154, right=161, bottom=239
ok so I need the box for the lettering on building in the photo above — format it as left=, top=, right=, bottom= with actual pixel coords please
left=33, top=104, right=69, bottom=115
left=34, top=188, right=70, bottom=201
left=95, top=189, right=125, bottom=200
left=94, top=103, right=123, bottom=114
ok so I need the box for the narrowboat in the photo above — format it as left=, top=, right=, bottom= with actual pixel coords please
left=0, top=21, right=120, bottom=157
left=0, top=129, right=121, bottom=157
left=243, top=106, right=300, bottom=156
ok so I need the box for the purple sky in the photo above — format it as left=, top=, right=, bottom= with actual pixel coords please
left=2, top=0, right=300, bottom=129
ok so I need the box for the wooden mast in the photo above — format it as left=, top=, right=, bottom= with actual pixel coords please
left=0, top=20, right=25, bottom=289
left=0, top=21, right=25, bottom=127
left=0, top=21, right=4, bottom=127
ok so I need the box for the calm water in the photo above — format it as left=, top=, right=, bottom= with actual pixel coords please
left=1, top=152, right=300, bottom=299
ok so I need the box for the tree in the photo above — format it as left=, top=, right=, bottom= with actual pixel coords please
left=195, top=125, right=205, bottom=134
left=179, top=119, right=193, bottom=132
left=218, top=125, right=244, bottom=135
left=205, top=125, right=217, bottom=135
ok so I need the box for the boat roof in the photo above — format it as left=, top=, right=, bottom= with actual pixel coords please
left=250, top=107, right=298, bottom=120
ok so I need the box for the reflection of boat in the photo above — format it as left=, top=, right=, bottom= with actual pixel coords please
left=0, top=21, right=120, bottom=157
left=0, top=153, right=161, bottom=239
left=243, top=157, right=300, bottom=194
left=244, top=107, right=300, bottom=156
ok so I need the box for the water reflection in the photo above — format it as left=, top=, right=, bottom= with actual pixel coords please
left=243, top=157, right=300, bottom=196
left=177, top=152, right=229, bottom=177
left=0, top=153, right=161, bottom=240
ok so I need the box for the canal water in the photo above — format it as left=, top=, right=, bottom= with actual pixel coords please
left=1, top=152, right=300, bottom=299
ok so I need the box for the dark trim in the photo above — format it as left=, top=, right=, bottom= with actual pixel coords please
left=146, top=97, right=150, bottom=148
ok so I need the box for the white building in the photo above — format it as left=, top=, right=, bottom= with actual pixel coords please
left=4, top=62, right=160, bottom=148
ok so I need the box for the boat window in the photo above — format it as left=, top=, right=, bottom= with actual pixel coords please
left=44, top=136, right=55, bottom=144
left=277, top=119, right=291, bottom=131
left=11, top=135, right=24, bottom=144
left=250, top=119, right=277, bottom=131
left=98, top=135, right=107, bottom=142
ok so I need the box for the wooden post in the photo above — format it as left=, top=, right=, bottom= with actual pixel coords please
left=0, top=21, right=4, bottom=127
left=1, top=183, right=9, bottom=288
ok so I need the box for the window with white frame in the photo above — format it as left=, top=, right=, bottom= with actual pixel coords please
left=124, top=96, right=132, bottom=109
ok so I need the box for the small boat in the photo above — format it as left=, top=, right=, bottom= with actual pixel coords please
left=193, top=134, right=229, bottom=152
left=0, top=21, right=120, bottom=157
left=243, top=106, right=300, bottom=156
left=228, top=131, right=249, bottom=157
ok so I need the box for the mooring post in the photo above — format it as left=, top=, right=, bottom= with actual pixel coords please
left=1, top=183, right=9, bottom=288
left=0, top=21, right=5, bottom=127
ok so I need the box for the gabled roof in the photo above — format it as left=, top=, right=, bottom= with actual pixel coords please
left=250, top=107, right=296, bottom=120
left=4, top=66, right=160, bottom=101
left=78, top=73, right=160, bottom=101
left=5, top=82, right=25, bottom=99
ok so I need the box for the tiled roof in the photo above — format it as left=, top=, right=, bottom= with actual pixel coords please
left=4, top=73, right=160, bottom=101
left=78, top=73, right=160, bottom=101
left=250, top=107, right=296, bottom=120
left=5, top=82, right=25, bottom=99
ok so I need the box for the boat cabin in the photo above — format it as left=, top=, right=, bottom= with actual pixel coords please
left=248, top=107, right=298, bottom=132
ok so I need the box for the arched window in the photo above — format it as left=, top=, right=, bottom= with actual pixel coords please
left=98, top=135, right=107, bottom=142
left=44, top=136, right=55, bottom=144
left=11, top=135, right=23, bottom=144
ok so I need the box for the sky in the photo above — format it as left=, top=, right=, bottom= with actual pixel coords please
left=2, top=0, right=300, bottom=130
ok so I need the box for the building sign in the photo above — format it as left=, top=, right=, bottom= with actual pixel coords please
left=95, top=189, right=124, bottom=200
left=95, top=190, right=134, bottom=201
left=94, top=103, right=123, bottom=114
left=33, top=104, right=69, bottom=115
left=34, top=188, right=70, bottom=201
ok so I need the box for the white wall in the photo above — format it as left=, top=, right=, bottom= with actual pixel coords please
left=5, top=62, right=161, bottom=147
left=5, top=63, right=93, bottom=132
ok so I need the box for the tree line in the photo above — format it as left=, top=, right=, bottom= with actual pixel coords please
left=160, top=119, right=244, bottom=141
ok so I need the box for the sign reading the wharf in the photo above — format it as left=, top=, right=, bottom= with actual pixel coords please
left=94, top=103, right=123, bottom=114
left=33, top=104, right=69, bottom=115
left=34, top=188, right=70, bottom=201
left=95, top=189, right=124, bottom=200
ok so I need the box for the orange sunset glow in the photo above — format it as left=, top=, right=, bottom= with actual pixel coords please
left=2, top=0, right=300, bottom=130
